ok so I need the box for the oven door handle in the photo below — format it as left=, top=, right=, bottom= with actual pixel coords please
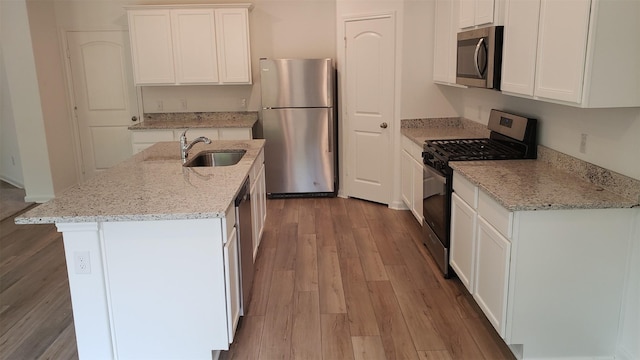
left=423, top=163, right=448, bottom=183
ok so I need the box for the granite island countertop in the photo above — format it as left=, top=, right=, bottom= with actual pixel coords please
left=451, top=160, right=639, bottom=211
left=129, top=111, right=258, bottom=130
left=15, top=140, right=265, bottom=224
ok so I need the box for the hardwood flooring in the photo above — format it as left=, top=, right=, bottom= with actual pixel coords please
left=0, top=197, right=514, bottom=360
left=222, top=197, right=515, bottom=360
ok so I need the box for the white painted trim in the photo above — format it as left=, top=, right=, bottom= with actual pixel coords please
left=24, top=195, right=54, bottom=203
left=56, top=222, right=99, bottom=233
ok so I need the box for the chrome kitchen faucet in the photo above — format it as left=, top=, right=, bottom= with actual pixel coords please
left=180, top=128, right=212, bottom=163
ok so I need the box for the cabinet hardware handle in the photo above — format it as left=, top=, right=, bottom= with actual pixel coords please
left=380, top=122, right=388, bottom=129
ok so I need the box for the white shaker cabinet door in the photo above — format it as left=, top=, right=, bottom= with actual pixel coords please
left=450, top=193, right=477, bottom=293
left=474, top=216, right=511, bottom=338
left=224, top=226, right=241, bottom=343
left=128, top=10, right=175, bottom=84
left=534, top=0, right=590, bottom=103
left=171, top=9, right=220, bottom=84
left=215, top=8, right=252, bottom=84
left=501, top=0, right=540, bottom=96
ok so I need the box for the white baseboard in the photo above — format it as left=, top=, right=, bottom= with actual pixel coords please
left=0, top=175, right=24, bottom=189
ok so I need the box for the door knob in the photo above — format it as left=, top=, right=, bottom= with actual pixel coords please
left=380, top=122, right=388, bottom=129
left=131, top=116, right=138, bottom=122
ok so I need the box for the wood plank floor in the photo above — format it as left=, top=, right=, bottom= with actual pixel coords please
left=222, top=197, right=515, bottom=360
left=0, top=197, right=514, bottom=360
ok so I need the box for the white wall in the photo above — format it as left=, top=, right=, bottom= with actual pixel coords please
left=0, top=53, right=25, bottom=187
left=1, top=0, right=55, bottom=202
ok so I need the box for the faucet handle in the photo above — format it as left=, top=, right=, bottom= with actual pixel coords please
left=180, top=128, right=189, bottom=140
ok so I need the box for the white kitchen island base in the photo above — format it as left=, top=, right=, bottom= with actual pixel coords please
left=59, top=218, right=236, bottom=360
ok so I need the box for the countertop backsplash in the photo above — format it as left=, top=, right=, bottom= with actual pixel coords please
left=537, top=145, right=640, bottom=204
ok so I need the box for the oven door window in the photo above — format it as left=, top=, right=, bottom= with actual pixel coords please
left=422, top=165, right=449, bottom=245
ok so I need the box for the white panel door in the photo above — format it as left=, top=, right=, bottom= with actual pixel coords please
left=66, top=31, right=139, bottom=181
left=450, top=193, right=477, bottom=293
left=345, top=16, right=394, bottom=205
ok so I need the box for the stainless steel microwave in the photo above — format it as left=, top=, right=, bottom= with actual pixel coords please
left=456, top=26, right=503, bottom=89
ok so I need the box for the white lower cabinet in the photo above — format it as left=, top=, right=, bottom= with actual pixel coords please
left=450, top=192, right=477, bottom=293
left=249, top=149, right=266, bottom=260
left=474, top=215, right=510, bottom=337
left=131, top=127, right=252, bottom=154
left=451, top=170, right=636, bottom=359
left=223, top=226, right=240, bottom=343
left=401, top=136, right=424, bottom=224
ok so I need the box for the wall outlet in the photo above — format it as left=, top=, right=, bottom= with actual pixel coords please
left=580, top=133, right=588, bottom=154
left=156, top=100, right=163, bottom=111
left=180, top=99, right=188, bottom=110
left=74, top=251, right=91, bottom=274
left=240, top=98, right=247, bottom=109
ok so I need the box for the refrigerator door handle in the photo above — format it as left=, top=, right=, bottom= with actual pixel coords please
left=327, top=110, right=333, bottom=152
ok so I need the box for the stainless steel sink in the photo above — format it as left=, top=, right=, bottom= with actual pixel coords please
left=183, top=150, right=246, bottom=167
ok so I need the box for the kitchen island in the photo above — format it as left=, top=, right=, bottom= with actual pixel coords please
left=16, top=139, right=266, bottom=360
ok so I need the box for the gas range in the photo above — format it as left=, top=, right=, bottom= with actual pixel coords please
left=420, top=109, right=537, bottom=277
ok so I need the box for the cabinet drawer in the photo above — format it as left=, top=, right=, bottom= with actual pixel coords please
left=131, top=130, right=174, bottom=143
left=478, top=191, right=512, bottom=238
left=220, top=128, right=251, bottom=140
left=224, top=203, right=236, bottom=240
left=249, top=149, right=264, bottom=186
left=453, top=173, right=478, bottom=208
left=401, top=136, right=423, bottom=161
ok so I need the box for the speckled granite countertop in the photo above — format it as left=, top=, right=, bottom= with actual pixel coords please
left=129, top=112, right=258, bottom=130
left=451, top=160, right=639, bottom=211
left=15, top=140, right=265, bottom=224
left=401, top=116, right=639, bottom=211
left=401, top=117, right=489, bottom=145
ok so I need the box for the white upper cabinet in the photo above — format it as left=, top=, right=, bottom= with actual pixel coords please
left=127, top=10, right=176, bottom=84
left=126, top=4, right=252, bottom=86
left=433, top=0, right=463, bottom=86
left=216, top=8, right=252, bottom=84
left=171, top=9, right=220, bottom=84
left=501, top=0, right=640, bottom=108
left=459, top=0, right=502, bottom=28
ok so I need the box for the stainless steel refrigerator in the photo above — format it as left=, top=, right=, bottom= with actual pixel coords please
left=260, top=58, right=337, bottom=197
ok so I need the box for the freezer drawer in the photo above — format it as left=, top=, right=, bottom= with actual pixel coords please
left=263, top=108, right=335, bottom=195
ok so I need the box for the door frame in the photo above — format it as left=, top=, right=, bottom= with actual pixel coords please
left=59, top=28, right=143, bottom=183
left=337, top=11, right=404, bottom=208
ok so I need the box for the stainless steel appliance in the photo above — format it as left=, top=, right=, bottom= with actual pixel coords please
left=422, top=109, right=537, bottom=277
left=456, top=26, right=504, bottom=89
left=260, top=58, right=337, bottom=197
left=235, top=177, right=253, bottom=315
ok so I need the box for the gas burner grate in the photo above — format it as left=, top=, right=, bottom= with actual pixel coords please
left=426, top=138, right=524, bottom=161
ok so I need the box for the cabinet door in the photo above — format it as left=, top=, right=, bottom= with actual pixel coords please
left=534, top=0, right=590, bottom=103
left=128, top=10, right=175, bottom=84
left=459, top=0, right=475, bottom=28
left=500, top=0, right=540, bottom=96
left=411, top=157, right=424, bottom=222
left=474, top=216, right=511, bottom=338
left=450, top=193, right=477, bottom=293
left=171, top=9, right=220, bottom=84
left=224, top=226, right=241, bottom=343
left=434, top=0, right=453, bottom=83
left=401, top=149, right=413, bottom=209
left=475, top=0, right=495, bottom=26
left=215, top=8, right=252, bottom=84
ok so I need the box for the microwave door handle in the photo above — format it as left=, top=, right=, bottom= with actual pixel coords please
left=474, top=38, right=485, bottom=77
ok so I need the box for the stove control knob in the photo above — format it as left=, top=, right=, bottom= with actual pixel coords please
left=423, top=152, right=434, bottom=160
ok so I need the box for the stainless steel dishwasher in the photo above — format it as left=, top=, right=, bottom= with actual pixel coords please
left=235, top=177, right=253, bottom=316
